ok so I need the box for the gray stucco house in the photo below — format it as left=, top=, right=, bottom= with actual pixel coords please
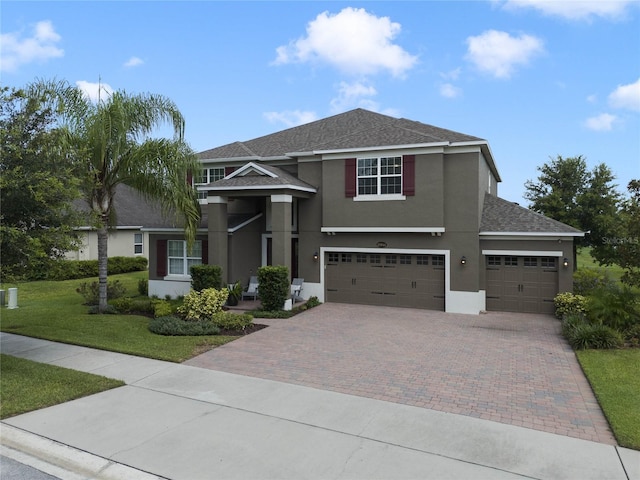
left=147, top=109, right=583, bottom=314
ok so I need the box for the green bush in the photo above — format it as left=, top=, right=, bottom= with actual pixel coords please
left=211, top=312, right=254, bottom=331
left=48, top=256, right=148, bottom=281
left=561, top=314, right=586, bottom=338
left=177, top=288, right=228, bottom=321
left=153, top=299, right=173, bottom=318
left=138, top=278, right=148, bottom=296
left=554, top=292, right=588, bottom=320
left=567, top=323, right=623, bottom=350
left=257, top=265, right=290, bottom=311
left=111, top=297, right=154, bottom=315
left=76, top=280, right=127, bottom=305
left=149, top=316, right=220, bottom=336
left=587, top=285, right=640, bottom=331
left=305, top=296, right=321, bottom=309
left=624, top=324, right=640, bottom=347
left=190, top=265, right=222, bottom=292
left=573, top=269, right=615, bottom=296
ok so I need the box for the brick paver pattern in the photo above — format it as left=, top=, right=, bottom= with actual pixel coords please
left=185, top=303, right=615, bottom=445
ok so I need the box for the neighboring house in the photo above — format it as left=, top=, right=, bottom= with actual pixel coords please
left=148, top=109, right=583, bottom=314
left=66, top=184, right=183, bottom=262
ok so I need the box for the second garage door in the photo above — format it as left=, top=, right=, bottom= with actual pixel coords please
left=325, top=252, right=445, bottom=310
left=485, top=255, right=559, bottom=314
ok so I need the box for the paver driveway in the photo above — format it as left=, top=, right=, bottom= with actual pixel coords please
left=186, top=303, right=615, bottom=445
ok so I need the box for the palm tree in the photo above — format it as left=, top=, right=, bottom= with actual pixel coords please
left=30, top=79, right=201, bottom=312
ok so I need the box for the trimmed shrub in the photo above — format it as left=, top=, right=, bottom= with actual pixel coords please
left=88, top=304, right=119, bottom=315
left=573, top=268, right=615, bottom=296
left=177, top=288, right=228, bottom=321
left=567, top=323, right=623, bottom=350
left=257, top=265, right=289, bottom=311
left=211, top=312, right=254, bottom=331
left=153, top=299, right=173, bottom=318
left=76, top=280, right=127, bottom=305
left=190, top=265, right=222, bottom=291
left=111, top=297, right=154, bottom=315
left=138, top=278, right=149, bottom=296
left=149, top=316, right=220, bottom=336
left=48, top=256, right=147, bottom=281
left=624, top=324, right=640, bottom=347
left=554, top=292, right=588, bottom=320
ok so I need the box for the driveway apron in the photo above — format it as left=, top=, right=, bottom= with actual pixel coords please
left=186, top=303, right=615, bottom=445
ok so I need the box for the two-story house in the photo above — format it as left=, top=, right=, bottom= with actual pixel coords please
left=147, top=108, right=583, bottom=315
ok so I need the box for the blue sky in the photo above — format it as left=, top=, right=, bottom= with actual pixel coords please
left=2, top=1, right=639, bottom=204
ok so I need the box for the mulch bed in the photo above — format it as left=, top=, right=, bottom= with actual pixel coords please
left=219, top=324, right=268, bottom=336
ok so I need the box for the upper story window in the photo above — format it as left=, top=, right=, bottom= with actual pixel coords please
left=168, top=240, right=202, bottom=276
left=195, top=167, right=225, bottom=199
left=357, top=157, right=402, bottom=196
left=346, top=155, right=414, bottom=201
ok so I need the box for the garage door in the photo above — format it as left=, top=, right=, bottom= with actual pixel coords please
left=325, top=252, right=445, bottom=310
left=486, top=256, right=558, bottom=314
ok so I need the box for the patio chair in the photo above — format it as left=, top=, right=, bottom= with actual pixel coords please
left=242, top=276, right=259, bottom=301
left=290, top=278, right=304, bottom=303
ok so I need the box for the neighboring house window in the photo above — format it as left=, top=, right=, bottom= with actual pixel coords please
left=167, top=240, right=202, bottom=276
left=345, top=155, right=414, bottom=199
left=134, top=233, right=143, bottom=255
left=195, top=167, right=225, bottom=199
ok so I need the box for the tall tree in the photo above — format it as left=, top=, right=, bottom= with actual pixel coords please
left=524, top=155, right=622, bottom=263
left=0, top=86, right=83, bottom=282
left=30, top=79, right=201, bottom=312
left=617, top=180, right=640, bottom=286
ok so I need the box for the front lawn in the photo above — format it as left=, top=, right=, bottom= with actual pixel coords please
left=0, top=354, right=124, bottom=419
left=577, top=349, right=640, bottom=450
left=0, top=272, right=239, bottom=362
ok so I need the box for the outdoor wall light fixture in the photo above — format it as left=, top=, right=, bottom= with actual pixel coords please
left=563, top=257, right=569, bottom=267
left=313, top=252, right=319, bottom=262
left=460, top=256, right=467, bottom=265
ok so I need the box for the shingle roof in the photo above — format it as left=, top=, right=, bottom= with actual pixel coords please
left=74, top=184, right=207, bottom=229
left=202, top=163, right=316, bottom=192
left=198, top=108, right=485, bottom=160
left=481, top=193, right=584, bottom=235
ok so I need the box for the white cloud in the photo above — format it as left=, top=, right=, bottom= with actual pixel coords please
left=329, top=81, right=379, bottom=113
left=440, top=67, right=462, bottom=81
left=76, top=80, right=114, bottom=103
left=584, top=113, right=617, bottom=131
left=0, top=20, right=63, bottom=73
left=263, top=110, right=318, bottom=127
left=587, top=94, right=597, bottom=104
left=124, top=56, right=144, bottom=68
left=498, top=0, right=634, bottom=21
left=465, top=30, right=544, bottom=79
left=273, top=7, right=418, bottom=78
left=440, top=83, right=462, bottom=99
left=608, top=78, right=640, bottom=112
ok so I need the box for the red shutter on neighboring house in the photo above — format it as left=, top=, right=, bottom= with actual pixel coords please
left=157, top=240, right=167, bottom=277
left=403, top=155, right=415, bottom=196
left=202, top=240, right=209, bottom=264
left=345, top=158, right=356, bottom=197
left=224, top=167, right=236, bottom=177
left=187, top=171, right=193, bottom=186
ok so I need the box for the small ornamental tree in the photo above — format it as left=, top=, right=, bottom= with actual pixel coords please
left=257, top=265, right=290, bottom=311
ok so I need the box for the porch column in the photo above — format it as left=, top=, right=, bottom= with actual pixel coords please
left=270, top=194, right=292, bottom=275
left=207, top=196, right=228, bottom=284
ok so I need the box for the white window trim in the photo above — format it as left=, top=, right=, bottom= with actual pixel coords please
left=133, top=233, right=143, bottom=255
left=356, top=156, right=403, bottom=199
left=195, top=166, right=225, bottom=199
left=167, top=240, right=202, bottom=277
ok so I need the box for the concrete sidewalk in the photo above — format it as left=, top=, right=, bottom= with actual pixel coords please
left=1, top=332, right=638, bottom=480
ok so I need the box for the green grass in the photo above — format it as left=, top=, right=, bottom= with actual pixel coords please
left=0, top=354, right=124, bottom=419
left=0, top=272, right=239, bottom=362
left=576, top=247, right=624, bottom=282
left=577, top=349, right=640, bottom=450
